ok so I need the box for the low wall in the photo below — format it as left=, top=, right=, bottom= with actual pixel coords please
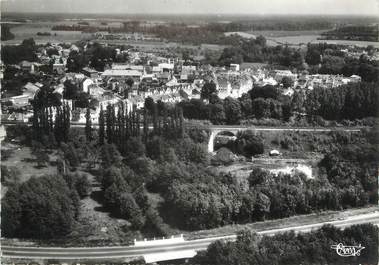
left=134, top=234, right=184, bottom=247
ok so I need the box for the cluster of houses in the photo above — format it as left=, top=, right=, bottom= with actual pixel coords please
left=94, top=32, right=161, bottom=42
left=1, top=43, right=364, bottom=124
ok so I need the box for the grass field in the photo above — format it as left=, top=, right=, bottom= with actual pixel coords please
left=1, top=142, right=58, bottom=183
left=246, top=30, right=379, bottom=47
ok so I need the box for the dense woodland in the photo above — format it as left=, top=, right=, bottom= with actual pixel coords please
left=5, top=102, right=376, bottom=238
left=2, top=173, right=90, bottom=238
left=180, top=81, right=379, bottom=125
left=189, top=224, right=378, bottom=265
left=161, top=130, right=378, bottom=230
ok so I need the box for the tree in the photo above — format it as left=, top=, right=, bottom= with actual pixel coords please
left=209, top=103, right=225, bottom=124
left=101, top=143, right=122, bottom=168
left=218, top=47, right=244, bottom=66
left=281, top=76, right=294, bottom=88
left=85, top=107, right=92, bottom=141
left=134, top=187, right=150, bottom=212
left=248, top=168, right=269, bottom=186
left=201, top=81, right=217, bottom=100
left=118, top=193, right=144, bottom=229
left=1, top=185, right=21, bottom=237
left=235, top=130, right=264, bottom=157
left=63, top=80, right=79, bottom=99
left=239, top=93, right=253, bottom=117
left=61, top=143, right=80, bottom=169
left=126, top=78, right=134, bottom=88
left=252, top=98, right=270, bottom=119
left=33, top=149, right=49, bottom=167
left=249, top=85, right=280, bottom=100
left=238, top=191, right=257, bottom=222
left=175, top=138, right=209, bottom=164
left=143, top=207, right=168, bottom=237
left=75, top=92, right=90, bottom=108
left=2, top=175, right=79, bottom=239
left=193, top=224, right=378, bottom=265
left=144, top=97, right=155, bottom=114
left=305, top=47, right=321, bottom=65
left=98, top=105, right=105, bottom=145
left=223, top=97, right=242, bottom=124
left=254, top=192, right=271, bottom=221
left=106, top=104, right=115, bottom=144
left=63, top=173, right=92, bottom=198
left=319, top=55, right=345, bottom=74
left=67, top=50, right=86, bottom=72
left=125, top=137, right=146, bottom=161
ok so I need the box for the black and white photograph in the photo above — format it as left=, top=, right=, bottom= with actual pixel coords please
left=0, top=0, right=378, bottom=264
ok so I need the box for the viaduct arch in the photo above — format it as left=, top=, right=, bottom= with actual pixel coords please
left=207, top=127, right=258, bottom=153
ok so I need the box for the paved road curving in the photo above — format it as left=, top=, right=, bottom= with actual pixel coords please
left=2, top=211, right=378, bottom=260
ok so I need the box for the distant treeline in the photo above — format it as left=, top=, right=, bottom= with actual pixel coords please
left=207, top=20, right=333, bottom=32
left=51, top=24, right=112, bottom=33
left=321, top=25, right=379, bottom=42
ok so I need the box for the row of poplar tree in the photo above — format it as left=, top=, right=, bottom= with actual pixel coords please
left=32, top=101, right=185, bottom=152
left=97, top=103, right=185, bottom=155
left=32, top=103, right=71, bottom=144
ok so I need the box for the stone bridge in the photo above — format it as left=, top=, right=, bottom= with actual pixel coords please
left=200, top=125, right=363, bottom=153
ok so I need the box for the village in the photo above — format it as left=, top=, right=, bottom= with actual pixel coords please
left=0, top=41, right=365, bottom=124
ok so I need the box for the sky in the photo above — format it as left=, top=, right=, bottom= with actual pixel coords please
left=1, top=0, right=379, bottom=15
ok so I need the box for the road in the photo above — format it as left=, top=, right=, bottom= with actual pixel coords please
left=2, top=210, right=378, bottom=260
left=206, top=124, right=364, bottom=132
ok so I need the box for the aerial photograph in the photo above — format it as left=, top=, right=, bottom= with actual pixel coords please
left=0, top=0, right=378, bottom=264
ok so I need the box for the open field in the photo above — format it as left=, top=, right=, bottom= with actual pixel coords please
left=226, top=29, right=379, bottom=47
left=1, top=21, right=93, bottom=45
left=247, top=30, right=328, bottom=37
left=1, top=142, right=58, bottom=183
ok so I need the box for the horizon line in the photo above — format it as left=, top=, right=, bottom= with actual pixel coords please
left=2, top=11, right=379, bottom=17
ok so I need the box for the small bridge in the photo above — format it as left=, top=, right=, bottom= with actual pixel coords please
left=200, top=125, right=363, bottom=153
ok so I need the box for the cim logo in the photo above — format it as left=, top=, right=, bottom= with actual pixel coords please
left=331, top=243, right=365, bottom=257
